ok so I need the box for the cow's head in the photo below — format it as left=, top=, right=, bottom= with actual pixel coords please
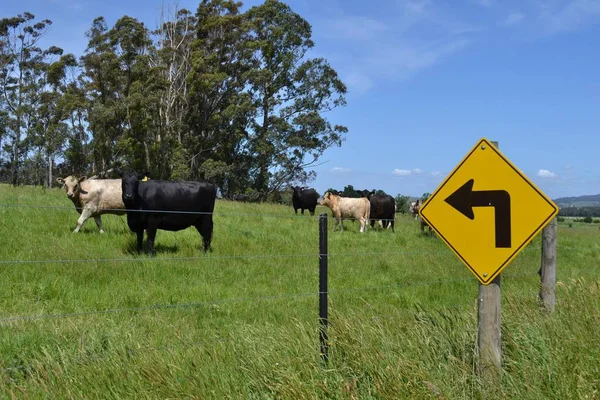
left=319, top=191, right=336, bottom=207
left=56, top=176, right=88, bottom=199
left=121, top=171, right=143, bottom=203
left=361, top=189, right=375, bottom=199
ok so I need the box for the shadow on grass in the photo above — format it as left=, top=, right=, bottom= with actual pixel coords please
left=123, top=240, right=180, bottom=255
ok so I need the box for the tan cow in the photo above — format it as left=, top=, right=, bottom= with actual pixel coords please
left=319, top=192, right=371, bottom=232
left=56, top=175, right=126, bottom=233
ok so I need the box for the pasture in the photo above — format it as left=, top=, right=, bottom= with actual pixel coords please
left=0, top=183, right=599, bottom=398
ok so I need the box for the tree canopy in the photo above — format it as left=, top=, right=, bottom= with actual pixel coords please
left=0, top=1, right=348, bottom=199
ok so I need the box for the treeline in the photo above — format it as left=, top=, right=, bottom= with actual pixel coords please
left=558, top=207, right=600, bottom=218
left=0, top=0, right=347, bottom=200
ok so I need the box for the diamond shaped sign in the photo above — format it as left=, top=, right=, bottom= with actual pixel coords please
left=418, top=138, right=559, bottom=285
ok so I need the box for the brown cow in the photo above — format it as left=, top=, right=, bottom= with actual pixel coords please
left=319, top=192, right=371, bottom=232
left=413, top=199, right=433, bottom=236
left=56, top=175, right=126, bottom=233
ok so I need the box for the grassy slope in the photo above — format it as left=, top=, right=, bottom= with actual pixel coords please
left=0, top=184, right=598, bottom=399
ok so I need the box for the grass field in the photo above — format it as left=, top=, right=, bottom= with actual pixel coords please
left=0, top=183, right=599, bottom=399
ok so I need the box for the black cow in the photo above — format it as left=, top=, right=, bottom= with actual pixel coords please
left=361, top=190, right=396, bottom=232
left=292, top=186, right=319, bottom=215
left=121, top=171, right=217, bottom=255
left=232, top=194, right=248, bottom=202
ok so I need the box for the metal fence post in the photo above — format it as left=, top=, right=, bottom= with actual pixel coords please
left=319, top=213, right=329, bottom=363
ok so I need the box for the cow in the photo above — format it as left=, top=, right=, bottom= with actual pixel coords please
left=319, top=191, right=370, bottom=232
left=413, top=199, right=433, bottom=237
left=361, top=190, right=396, bottom=232
left=409, top=201, right=420, bottom=220
left=292, top=186, right=320, bottom=216
left=232, top=194, right=248, bottom=202
left=120, top=171, right=217, bottom=255
left=56, top=175, right=126, bottom=233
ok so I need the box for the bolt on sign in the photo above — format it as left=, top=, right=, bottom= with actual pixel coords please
left=418, top=138, right=559, bottom=285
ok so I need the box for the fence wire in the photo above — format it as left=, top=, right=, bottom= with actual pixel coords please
left=0, top=249, right=459, bottom=266
left=0, top=284, right=575, bottom=375
left=0, top=202, right=408, bottom=223
left=0, top=272, right=543, bottom=325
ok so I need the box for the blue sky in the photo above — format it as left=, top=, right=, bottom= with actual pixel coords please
left=4, top=0, right=600, bottom=199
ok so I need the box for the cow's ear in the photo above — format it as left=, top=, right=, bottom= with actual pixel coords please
left=78, top=176, right=87, bottom=183
left=56, top=177, right=65, bottom=185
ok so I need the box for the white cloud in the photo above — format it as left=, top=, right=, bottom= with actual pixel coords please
left=393, top=169, right=413, bottom=176
left=537, top=169, right=557, bottom=178
left=331, top=167, right=351, bottom=173
left=502, top=12, right=525, bottom=25
left=430, top=171, right=442, bottom=177
left=344, top=71, right=374, bottom=95
left=363, top=38, right=472, bottom=82
left=412, top=168, right=423, bottom=174
left=472, top=0, right=494, bottom=7
left=320, top=3, right=478, bottom=94
left=538, top=0, right=600, bottom=34
left=327, top=16, right=388, bottom=41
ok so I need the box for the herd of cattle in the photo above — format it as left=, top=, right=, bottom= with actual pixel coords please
left=54, top=175, right=431, bottom=255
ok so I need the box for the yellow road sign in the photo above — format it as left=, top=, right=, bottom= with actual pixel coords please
left=418, top=138, right=558, bottom=285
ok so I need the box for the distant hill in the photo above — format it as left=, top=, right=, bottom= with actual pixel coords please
left=553, top=194, right=600, bottom=208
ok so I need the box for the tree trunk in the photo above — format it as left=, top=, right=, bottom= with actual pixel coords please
left=48, top=154, right=53, bottom=188
left=257, top=84, right=270, bottom=197
left=144, top=141, right=151, bottom=172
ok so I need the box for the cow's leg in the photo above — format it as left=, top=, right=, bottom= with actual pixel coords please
left=145, top=226, right=158, bottom=257
left=301, top=208, right=305, bottom=215
left=333, top=217, right=340, bottom=231
left=94, top=216, right=104, bottom=233
left=391, top=220, right=395, bottom=233
left=136, top=230, right=144, bottom=254
left=309, top=207, right=315, bottom=216
left=73, top=207, right=93, bottom=233
left=195, top=215, right=214, bottom=253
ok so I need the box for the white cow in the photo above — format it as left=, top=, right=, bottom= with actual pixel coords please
left=319, top=192, right=371, bottom=232
left=56, top=175, right=126, bottom=233
left=409, top=200, right=420, bottom=220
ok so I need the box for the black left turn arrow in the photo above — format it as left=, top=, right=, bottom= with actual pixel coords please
left=445, top=179, right=511, bottom=248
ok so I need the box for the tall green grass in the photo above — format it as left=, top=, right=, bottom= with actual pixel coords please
left=0, top=184, right=598, bottom=398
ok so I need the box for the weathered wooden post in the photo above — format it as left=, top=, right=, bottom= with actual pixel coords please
left=319, top=213, right=329, bottom=363
left=477, top=140, right=502, bottom=379
left=539, top=217, right=557, bottom=312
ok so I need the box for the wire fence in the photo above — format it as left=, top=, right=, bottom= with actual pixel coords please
left=1, top=199, right=596, bottom=378
left=0, top=271, right=544, bottom=325
left=0, top=288, right=552, bottom=375
left=0, top=202, right=407, bottom=224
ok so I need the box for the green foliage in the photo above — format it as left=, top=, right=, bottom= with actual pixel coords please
left=583, top=216, right=593, bottom=224
left=395, top=194, right=411, bottom=214
left=0, top=185, right=599, bottom=398
left=558, top=206, right=600, bottom=217
left=341, top=184, right=361, bottom=198
left=1, top=2, right=348, bottom=196
left=0, top=12, right=56, bottom=185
